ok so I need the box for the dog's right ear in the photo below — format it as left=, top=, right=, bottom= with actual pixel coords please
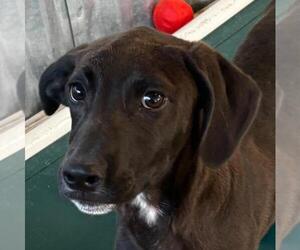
left=39, top=55, right=75, bottom=115
left=39, top=45, right=88, bottom=115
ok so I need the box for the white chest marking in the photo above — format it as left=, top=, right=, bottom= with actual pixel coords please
left=132, top=193, right=161, bottom=226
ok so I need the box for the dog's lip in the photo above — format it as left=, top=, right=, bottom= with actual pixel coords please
left=60, top=187, right=139, bottom=215
left=61, top=189, right=118, bottom=215
left=71, top=199, right=116, bottom=215
left=60, top=188, right=115, bottom=203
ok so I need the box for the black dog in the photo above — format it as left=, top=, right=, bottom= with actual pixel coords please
left=39, top=6, right=274, bottom=249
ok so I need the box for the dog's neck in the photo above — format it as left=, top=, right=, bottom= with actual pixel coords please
left=128, top=146, right=198, bottom=225
left=130, top=147, right=236, bottom=229
left=127, top=132, right=197, bottom=227
left=131, top=192, right=166, bottom=226
left=122, top=145, right=238, bottom=249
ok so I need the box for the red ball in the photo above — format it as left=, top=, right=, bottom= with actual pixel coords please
left=153, top=0, right=194, bottom=34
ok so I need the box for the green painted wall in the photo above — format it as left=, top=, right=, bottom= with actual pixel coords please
left=0, top=150, right=25, bottom=250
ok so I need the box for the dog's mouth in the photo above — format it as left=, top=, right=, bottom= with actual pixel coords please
left=61, top=188, right=117, bottom=215
left=71, top=199, right=116, bottom=215
left=60, top=183, right=133, bottom=215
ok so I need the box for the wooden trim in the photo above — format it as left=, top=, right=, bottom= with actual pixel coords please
left=25, top=0, right=255, bottom=160
left=0, top=111, right=24, bottom=161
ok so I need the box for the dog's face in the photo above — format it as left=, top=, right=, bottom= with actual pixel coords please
left=39, top=27, right=261, bottom=215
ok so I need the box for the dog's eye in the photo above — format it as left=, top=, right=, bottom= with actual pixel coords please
left=142, top=91, right=167, bottom=109
left=70, top=82, right=86, bottom=103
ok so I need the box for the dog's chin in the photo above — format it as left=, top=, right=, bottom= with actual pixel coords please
left=71, top=200, right=116, bottom=215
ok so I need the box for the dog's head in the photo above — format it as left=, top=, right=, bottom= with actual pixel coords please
left=39, top=27, right=261, bottom=215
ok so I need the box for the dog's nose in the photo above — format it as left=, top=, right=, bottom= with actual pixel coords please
left=62, top=165, right=101, bottom=191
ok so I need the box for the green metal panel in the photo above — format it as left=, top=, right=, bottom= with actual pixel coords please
left=281, top=224, right=300, bottom=250
left=0, top=150, right=25, bottom=250
left=203, top=0, right=272, bottom=51
left=26, top=1, right=275, bottom=249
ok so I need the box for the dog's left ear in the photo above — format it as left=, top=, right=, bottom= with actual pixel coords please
left=184, top=44, right=262, bottom=167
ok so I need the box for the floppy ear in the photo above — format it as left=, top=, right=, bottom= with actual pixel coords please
left=39, top=45, right=88, bottom=115
left=185, top=44, right=262, bottom=167
left=39, top=55, right=75, bottom=115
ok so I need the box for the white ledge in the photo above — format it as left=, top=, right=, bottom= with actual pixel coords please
left=25, top=107, right=71, bottom=160
left=174, top=0, right=254, bottom=41
left=0, top=111, right=25, bottom=161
